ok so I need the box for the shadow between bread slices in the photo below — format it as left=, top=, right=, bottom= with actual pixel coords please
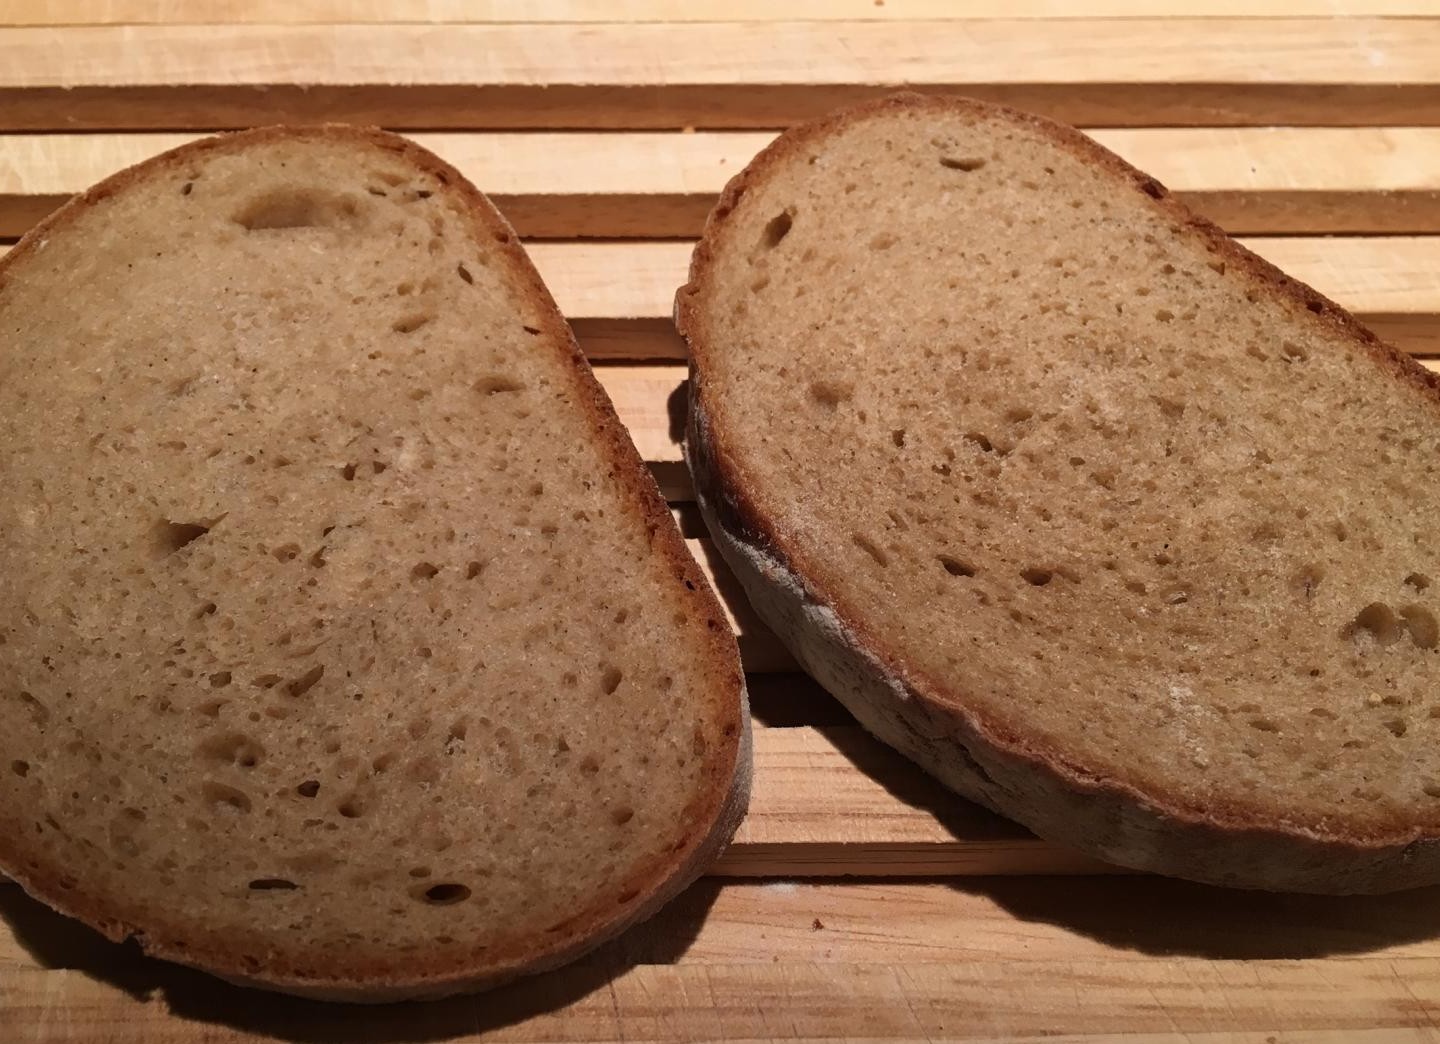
left=0, top=126, right=749, bottom=1000
left=677, top=92, right=1440, bottom=895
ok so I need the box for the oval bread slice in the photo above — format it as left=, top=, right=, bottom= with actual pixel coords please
left=0, top=127, right=749, bottom=999
left=678, top=93, right=1440, bottom=894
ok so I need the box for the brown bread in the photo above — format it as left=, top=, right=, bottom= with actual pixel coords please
left=0, top=127, right=749, bottom=999
left=679, top=94, right=1440, bottom=893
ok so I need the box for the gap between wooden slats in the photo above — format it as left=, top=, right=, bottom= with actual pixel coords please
left=5, top=129, right=1440, bottom=237
left=6, top=0, right=1438, bottom=24
left=1, top=21, right=1439, bottom=129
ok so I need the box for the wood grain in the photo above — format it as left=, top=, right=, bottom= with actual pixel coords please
left=6, top=0, right=1436, bottom=23
left=15, top=875, right=1440, bottom=972
left=6, top=128, right=1440, bottom=237
left=2, top=21, right=1439, bottom=129
left=723, top=725, right=1110, bottom=877
left=5, top=956, right=1440, bottom=1041
left=10, top=868, right=1440, bottom=1036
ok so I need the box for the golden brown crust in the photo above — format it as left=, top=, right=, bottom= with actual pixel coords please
left=678, top=92, right=1440, bottom=892
left=0, top=126, right=748, bottom=998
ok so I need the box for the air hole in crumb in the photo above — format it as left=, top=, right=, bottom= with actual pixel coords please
left=466, top=561, right=485, bottom=579
left=233, top=189, right=358, bottom=231
left=11, top=760, right=29, bottom=777
left=337, top=794, right=366, bottom=818
left=1405, top=572, right=1432, bottom=592
left=579, top=755, right=600, bottom=776
left=601, top=667, right=623, bottom=694
left=1021, top=567, right=1053, bottom=587
left=422, top=883, right=470, bottom=905
left=1402, top=605, right=1439, bottom=649
left=891, top=429, right=906, bottom=448
left=1348, top=602, right=1404, bottom=647
left=1385, top=718, right=1409, bottom=738
left=940, top=156, right=986, bottom=172
left=296, top=780, right=320, bottom=798
left=457, top=263, right=474, bottom=284
left=1281, top=340, right=1309, bottom=363
left=1306, top=299, right=1324, bottom=314
left=154, top=519, right=212, bottom=556
left=248, top=878, right=298, bottom=891
left=522, top=325, right=541, bottom=335
left=202, top=781, right=252, bottom=815
left=1248, top=718, right=1281, bottom=733
left=853, top=534, right=888, bottom=567
left=286, top=665, right=324, bottom=698
left=209, top=671, right=232, bottom=689
left=198, top=732, right=264, bottom=769
left=762, top=210, right=794, bottom=248
left=809, top=379, right=853, bottom=407
left=474, top=376, right=524, bottom=396
left=272, top=543, right=301, bottom=562
left=392, top=314, right=432, bottom=334
left=939, top=555, right=975, bottom=578
left=411, top=562, right=439, bottom=580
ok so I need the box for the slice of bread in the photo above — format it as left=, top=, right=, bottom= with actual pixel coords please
left=677, top=93, right=1440, bottom=894
left=0, top=127, right=749, bottom=1000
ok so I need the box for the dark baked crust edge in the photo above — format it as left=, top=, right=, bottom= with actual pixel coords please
left=676, top=92, right=1440, bottom=894
left=0, top=125, right=751, bottom=999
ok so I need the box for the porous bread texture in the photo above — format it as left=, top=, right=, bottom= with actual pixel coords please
left=679, top=93, right=1440, bottom=893
left=0, top=127, right=749, bottom=1000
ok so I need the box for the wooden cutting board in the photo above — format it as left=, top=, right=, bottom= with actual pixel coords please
left=5, top=2, right=1440, bottom=1040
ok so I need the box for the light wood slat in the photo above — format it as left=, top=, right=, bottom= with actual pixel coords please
left=6, top=128, right=1440, bottom=238
left=721, top=725, right=1110, bottom=877
left=2, top=21, right=1439, bottom=130
left=4, top=957, right=1440, bottom=1041
left=683, top=538, right=797, bottom=674
left=6, top=0, right=1437, bottom=24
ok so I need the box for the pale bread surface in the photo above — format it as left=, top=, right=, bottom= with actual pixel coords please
left=679, top=94, right=1440, bottom=893
left=0, top=127, right=749, bottom=999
